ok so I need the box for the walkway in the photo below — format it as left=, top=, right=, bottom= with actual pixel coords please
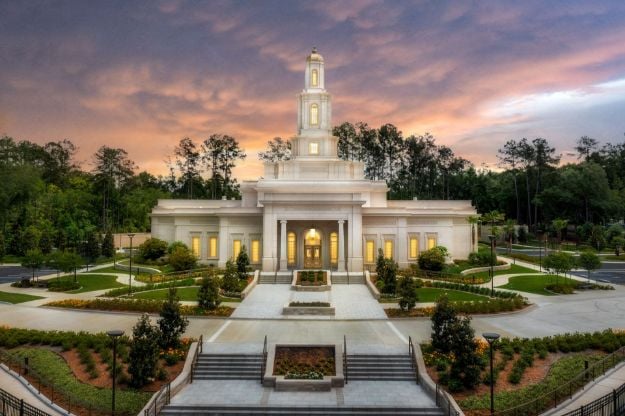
left=543, top=362, right=625, bottom=415
left=230, top=284, right=387, bottom=320
left=0, top=365, right=65, bottom=416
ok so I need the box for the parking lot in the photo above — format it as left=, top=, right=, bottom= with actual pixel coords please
left=0, top=266, right=58, bottom=284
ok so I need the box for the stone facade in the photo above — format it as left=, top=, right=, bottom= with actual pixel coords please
left=151, top=48, right=477, bottom=272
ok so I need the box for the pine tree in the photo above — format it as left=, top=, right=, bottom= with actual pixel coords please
left=197, top=274, right=221, bottom=310
left=158, top=287, right=188, bottom=349
left=398, top=276, right=417, bottom=311
left=128, top=314, right=161, bottom=388
left=431, top=295, right=458, bottom=354
left=236, top=245, right=250, bottom=279
left=102, top=230, right=115, bottom=258
left=222, top=260, right=240, bottom=293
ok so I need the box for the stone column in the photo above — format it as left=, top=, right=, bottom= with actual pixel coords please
left=279, top=220, right=288, bottom=271
left=338, top=220, right=346, bottom=272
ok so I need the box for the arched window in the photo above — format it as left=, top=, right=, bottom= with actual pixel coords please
left=311, top=69, right=318, bottom=87
left=330, top=232, right=338, bottom=265
left=310, top=104, right=319, bottom=126
left=287, top=232, right=296, bottom=264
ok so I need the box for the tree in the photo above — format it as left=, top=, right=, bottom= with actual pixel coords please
left=198, top=274, right=221, bottom=310
left=236, top=245, right=250, bottom=279
left=502, top=219, right=516, bottom=254
left=0, top=233, right=5, bottom=262
left=448, top=317, right=483, bottom=390
left=589, top=225, right=606, bottom=251
left=543, top=251, right=575, bottom=285
left=612, top=236, right=625, bottom=257
left=138, top=238, right=168, bottom=261
left=83, top=230, right=101, bottom=266
left=21, top=248, right=45, bottom=282
left=398, top=276, right=417, bottom=311
left=158, top=287, right=189, bottom=349
left=174, top=137, right=201, bottom=198
left=578, top=250, right=601, bottom=282
left=222, top=260, right=240, bottom=293
left=128, top=314, right=161, bottom=388
left=57, top=251, right=84, bottom=282
left=498, top=140, right=521, bottom=222
left=551, top=218, right=568, bottom=249
left=102, top=230, right=115, bottom=258
left=333, top=122, right=358, bottom=161
left=258, top=137, right=291, bottom=163
left=168, top=246, right=197, bottom=271
left=575, top=136, right=599, bottom=161
left=201, top=134, right=246, bottom=199
left=431, top=295, right=458, bottom=354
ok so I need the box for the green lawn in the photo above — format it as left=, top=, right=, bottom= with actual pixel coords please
left=0, top=291, right=43, bottom=304
left=466, top=264, right=538, bottom=281
left=49, top=274, right=126, bottom=293
left=417, top=288, right=488, bottom=302
left=85, top=266, right=122, bottom=274
left=500, top=274, right=574, bottom=296
left=131, top=286, right=241, bottom=302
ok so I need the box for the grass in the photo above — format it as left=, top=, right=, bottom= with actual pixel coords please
left=131, top=286, right=242, bottom=302
left=604, top=254, right=625, bottom=261
left=0, top=291, right=43, bottom=304
left=118, top=259, right=173, bottom=273
left=8, top=347, right=151, bottom=415
left=48, top=274, right=126, bottom=293
left=465, top=264, right=538, bottom=282
left=85, top=266, right=122, bottom=274
left=380, top=288, right=489, bottom=303
left=0, top=254, right=23, bottom=263
left=500, top=274, right=574, bottom=295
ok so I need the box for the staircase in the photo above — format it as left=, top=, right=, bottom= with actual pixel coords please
left=331, top=273, right=365, bottom=284
left=160, top=405, right=444, bottom=415
left=192, top=353, right=263, bottom=380
left=346, top=354, right=416, bottom=381
left=259, top=273, right=292, bottom=284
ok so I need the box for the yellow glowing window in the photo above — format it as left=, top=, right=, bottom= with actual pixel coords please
left=309, top=142, right=319, bottom=155
left=330, top=232, right=338, bottom=264
left=311, top=69, right=318, bottom=87
left=209, top=236, right=218, bottom=258
left=287, top=232, right=296, bottom=264
left=251, top=240, right=260, bottom=263
left=366, top=241, right=375, bottom=263
left=233, top=240, right=241, bottom=259
left=427, top=236, right=437, bottom=250
left=310, top=104, right=319, bottom=126
left=191, top=236, right=200, bottom=257
left=384, top=240, right=394, bottom=259
left=410, top=238, right=419, bottom=259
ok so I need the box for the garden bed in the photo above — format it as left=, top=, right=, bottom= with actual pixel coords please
left=386, top=297, right=528, bottom=317
left=44, top=298, right=234, bottom=316
left=293, top=270, right=330, bottom=292
left=267, top=345, right=342, bottom=391
left=283, top=301, right=335, bottom=316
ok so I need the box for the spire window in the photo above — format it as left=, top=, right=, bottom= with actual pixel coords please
left=311, top=69, right=318, bottom=87
left=310, top=103, right=319, bottom=126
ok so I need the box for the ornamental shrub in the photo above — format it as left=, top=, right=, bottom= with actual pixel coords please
left=128, top=314, right=161, bottom=388
left=468, top=250, right=496, bottom=267
left=431, top=295, right=458, bottom=354
left=158, top=287, right=189, bottom=349
left=101, top=230, right=115, bottom=258
left=198, top=275, right=221, bottom=310
left=168, top=246, right=197, bottom=271
left=222, top=260, right=240, bottom=293
left=398, top=276, right=418, bottom=311
left=236, top=245, right=250, bottom=279
left=419, top=247, right=446, bottom=271
left=167, top=241, right=188, bottom=254
left=138, top=238, right=168, bottom=261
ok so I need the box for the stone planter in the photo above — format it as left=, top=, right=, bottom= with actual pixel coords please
left=282, top=303, right=335, bottom=316
left=291, top=270, right=331, bottom=292
left=263, top=344, right=344, bottom=391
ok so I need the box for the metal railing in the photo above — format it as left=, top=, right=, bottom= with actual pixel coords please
left=143, top=383, right=170, bottom=416
left=434, top=384, right=461, bottom=416
left=188, top=334, right=203, bottom=384
left=260, top=335, right=268, bottom=384
left=494, top=346, right=625, bottom=416
left=343, top=335, right=348, bottom=384
left=561, top=382, right=625, bottom=416
left=409, top=336, right=418, bottom=384
left=0, top=388, right=51, bottom=416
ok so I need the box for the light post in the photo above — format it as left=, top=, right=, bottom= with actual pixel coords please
left=483, top=332, right=500, bottom=416
left=539, top=232, right=542, bottom=272
left=488, top=235, right=495, bottom=297
left=107, top=330, right=124, bottom=416
left=127, top=233, right=135, bottom=296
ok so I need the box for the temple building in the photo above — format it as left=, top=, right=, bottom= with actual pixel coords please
left=150, top=48, right=477, bottom=273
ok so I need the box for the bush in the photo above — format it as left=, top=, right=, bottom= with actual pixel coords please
left=222, top=260, right=240, bottom=293
left=168, top=246, right=197, bottom=271
left=236, top=246, right=250, bottom=279
left=197, top=275, right=221, bottom=310
left=517, top=227, right=528, bottom=243
left=47, top=279, right=81, bottom=292
left=468, top=250, right=497, bottom=267
left=128, top=314, right=161, bottom=388
left=102, top=230, right=115, bottom=258
left=167, top=241, right=188, bottom=254
left=398, top=276, right=417, bottom=311
left=431, top=295, right=457, bottom=354
left=375, top=250, right=398, bottom=294
left=158, top=288, right=189, bottom=349
left=138, top=238, right=168, bottom=261
left=419, top=247, right=446, bottom=271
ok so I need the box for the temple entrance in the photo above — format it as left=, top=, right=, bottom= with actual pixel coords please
left=303, top=228, right=322, bottom=268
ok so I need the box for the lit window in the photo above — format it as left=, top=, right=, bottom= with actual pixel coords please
left=427, top=235, right=437, bottom=250
left=251, top=240, right=260, bottom=263
left=384, top=240, right=394, bottom=259
left=309, top=142, right=319, bottom=155
left=310, top=104, right=319, bottom=126
left=287, top=232, right=296, bottom=264
left=410, top=237, right=419, bottom=259
left=366, top=241, right=375, bottom=263
left=311, top=69, right=318, bottom=87
left=233, top=240, right=241, bottom=259
left=330, top=232, right=338, bottom=264
left=191, top=236, right=200, bottom=257
left=209, top=236, right=218, bottom=258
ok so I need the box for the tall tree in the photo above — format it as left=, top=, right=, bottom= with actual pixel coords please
left=258, top=137, right=291, bottom=163
left=174, top=137, right=201, bottom=198
left=334, top=122, right=358, bottom=161
left=575, top=136, right=599, bottom=161
left=498, top=140, right=521, bottom=222
left=532, top=138, right=560, bottom=227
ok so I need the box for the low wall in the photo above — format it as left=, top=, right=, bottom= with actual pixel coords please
left=113, top=262, right=161, bottom=275
left=460, top=260, right=511, bottom=276
left=282, top=304, right=335, bottom=316
left=364, top=270, right=380, bottom=299
left=241, top=270, right=259, bottom=299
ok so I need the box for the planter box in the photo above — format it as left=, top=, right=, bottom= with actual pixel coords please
left=282, top=304, right=335, bottom=316
left=291, top=270, right=332, bottom=292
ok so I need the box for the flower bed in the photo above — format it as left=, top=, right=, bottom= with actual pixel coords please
left=296, top=270, right=327, bottom=286
left=273, top=346, right=335, bottom=378
left=44, top=298, right=234, bottom=316
left=385, top=297, right=528, bottom=317
left=288, top=301, right=331, bottom=307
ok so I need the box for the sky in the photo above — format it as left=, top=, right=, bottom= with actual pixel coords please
left=1, top=0, right=625, bottom=180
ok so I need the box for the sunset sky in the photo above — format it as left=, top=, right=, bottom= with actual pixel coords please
left=2, top=1, right=625, bottom=180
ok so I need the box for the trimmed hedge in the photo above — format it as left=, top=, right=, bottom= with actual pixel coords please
left=45, top=298, right=234, bottom=316
left=427, top=280, right=522, bottom=299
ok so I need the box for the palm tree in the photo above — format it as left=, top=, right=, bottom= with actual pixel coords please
left=552, top=218, right=569, bottom=250
left=502, top=220, right=516, bottom=254
left=481, top=210, right=505, bottom=242
left=467, top=215, right=480, bottom=249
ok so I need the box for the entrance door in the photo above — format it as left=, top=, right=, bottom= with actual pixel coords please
left=304, top=229, right=322, bottom=268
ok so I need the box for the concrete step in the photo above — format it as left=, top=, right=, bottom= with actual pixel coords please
left=259, top=276, right=292, bottom=284
left=331, top=274, right=365, bottom=284
left=193, top=353, right=265, bottom=381
left=161, top=405, right=444, bottom=416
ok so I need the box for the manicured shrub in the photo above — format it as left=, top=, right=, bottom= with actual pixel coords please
left=236, top=245, right=250, bottom=279
left=138, top=238, right=168, bottom=261
left=431, top=295, right=458, bottom=354
left=221, top=260, right=240, bottom=294
left=168, top=246, right=197, bottom=271
left=167, top=241, right=188, bottom=254
left=128, top=314, right=161, bottom=388
left=418, top=247, right=446, bottom=271
left=468, top=250, right=497, bottom=267
left=197, top=275, right=221, bottom=310
left=158, top=287, right=188, bottom=349
left=398, top=276, right=418, bottom=311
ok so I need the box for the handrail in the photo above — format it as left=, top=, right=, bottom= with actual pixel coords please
left=0, top=388, right=52, bottom=416
left=409, top=336, right=418, bottom=384
left=188, top=335, right=202, bottom=384
left=494, top=345, right=625, bottom=416
left=343, top=335, right=348, bottom=384
left=260, top=335, right=268, bottom=384
left=144, top=383, right=171, bottom=416
left=560, top=380, right=625, bottom=416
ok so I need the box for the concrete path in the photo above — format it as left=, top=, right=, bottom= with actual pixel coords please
left=0, top=365, right=65, bottom=416
left=542, top=362, right=625, bottom=415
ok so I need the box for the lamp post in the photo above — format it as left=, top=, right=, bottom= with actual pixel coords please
left=488, top=235, right=495, bottom=297
left=127, top=233, right=135, bottom=296
left=107, top=330, right=124, bottom=416
left=483, top=332, right=500, bottom=416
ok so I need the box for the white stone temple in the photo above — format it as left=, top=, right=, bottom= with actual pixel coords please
left=150, top=48, right=477, bottom=273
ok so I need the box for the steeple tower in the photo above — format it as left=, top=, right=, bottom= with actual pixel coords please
left=292, top=47, right=337, bottom=158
